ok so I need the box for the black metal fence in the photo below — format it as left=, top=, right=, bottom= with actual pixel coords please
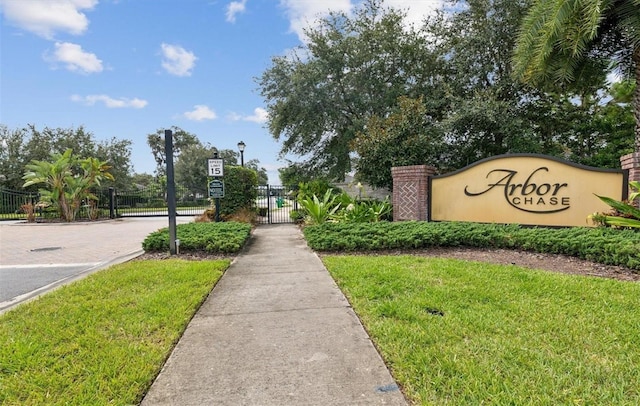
left=115, top=185, right=209, bottom=217
left=1, top=184, right=300, bottom=223
left=0, top=187, right=113, bottom=221
left=0, top=188, right=39, bottom=221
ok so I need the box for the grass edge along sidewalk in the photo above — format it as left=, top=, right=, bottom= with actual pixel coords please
left=0, top=259, right=229, bottom=405
left=323, top=254, right=640, bottom=405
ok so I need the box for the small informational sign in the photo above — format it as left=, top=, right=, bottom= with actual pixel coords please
left=207, top=158, right=224, bottom=177
left=208, top=179, right=224, bottom=198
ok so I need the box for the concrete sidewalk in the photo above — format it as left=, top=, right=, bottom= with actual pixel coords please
left=141, top=224, right=407, bottom=405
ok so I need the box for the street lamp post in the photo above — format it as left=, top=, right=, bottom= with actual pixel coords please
left=237, top=140, right=246, bottom=167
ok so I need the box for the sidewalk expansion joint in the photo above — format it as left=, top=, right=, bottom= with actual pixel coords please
left=199, top=304, right=351, bottom=318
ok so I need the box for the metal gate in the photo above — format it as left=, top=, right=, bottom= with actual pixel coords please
left=256, top=185, right=298, bottom=224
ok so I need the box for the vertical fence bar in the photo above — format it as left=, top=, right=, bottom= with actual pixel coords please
left=267, top=185, right=272, bottom=224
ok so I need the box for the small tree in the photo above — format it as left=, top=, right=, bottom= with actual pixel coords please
left=218, top=166, right=258, bottom=217
left=22, top=149, right=113, bottom=221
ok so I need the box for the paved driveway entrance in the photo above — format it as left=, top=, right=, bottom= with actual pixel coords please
left=0, top=217, right=193, bottom=312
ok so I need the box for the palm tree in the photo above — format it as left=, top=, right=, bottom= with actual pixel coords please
left=513, top=0, right=640, bottom=152
left=22, top=149, right=113, bottom=221
left=23, top=149, right=76, bottom=221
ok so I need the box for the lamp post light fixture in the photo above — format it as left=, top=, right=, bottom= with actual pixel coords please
left=237, top=140, right=246, bottom=167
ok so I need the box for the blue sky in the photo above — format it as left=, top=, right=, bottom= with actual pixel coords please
left=0, top=0, right=443, bottom=183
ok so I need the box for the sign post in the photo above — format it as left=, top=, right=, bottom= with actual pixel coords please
left=165, top=130, right=177, bottom=255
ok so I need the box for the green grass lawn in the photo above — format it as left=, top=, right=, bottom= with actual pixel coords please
left=0, top=259, right=229, bottom=405
left=323, top=255, right=640, bottom=405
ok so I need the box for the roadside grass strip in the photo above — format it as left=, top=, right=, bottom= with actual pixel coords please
left=323, top=255, right=640, bottom=405
left=0, top=259, right=228, bottom=405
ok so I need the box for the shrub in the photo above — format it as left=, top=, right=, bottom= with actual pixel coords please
left=289, top=210, right=304, bottom=223
left=142, top=222, right=252, bottom=254
left=20, top=203, right=36, bottom=222
left=195, top=208, right=216, bottom=222
left=218, top=166, right=258, bottom=216
left=223, top=207, right=257, bottom=223
left=147, top=198, right=166, bottom=208
left=303, top=222, right=640, bottom=270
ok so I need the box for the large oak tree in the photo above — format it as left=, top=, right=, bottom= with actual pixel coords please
left=258, top=0, right=440, bottom=181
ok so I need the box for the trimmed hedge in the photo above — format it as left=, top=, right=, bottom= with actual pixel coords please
left=142, top=222, right=252, bottom=253
left=303, top=222, right=640, bottom=270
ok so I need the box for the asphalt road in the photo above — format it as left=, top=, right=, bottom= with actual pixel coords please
left=0, top=216, right=194, bottom=313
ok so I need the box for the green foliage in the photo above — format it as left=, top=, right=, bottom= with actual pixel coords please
left=242, top=159, right=269, bottom=185
left=175, top=143, right=218, bottom=198
left=278, top=162, right=316, bottom=186
left=0, top=259, right=227, bottom=404
left=289, top=209, right=304, bottom=223
left=297, top=189, right=392, bottom=224
left=303, top=222, right=640, bottom=269
left=566, top=88, right=635, bottom=168
left=368, top=198, right=393, bottom=222
left=217, top=166, right=258, bottom=217
left=22, top=149, right=114, bottom=221
left=297, top=180, right=336, bottom=202
left=336, top=200, right=373, bottom=223
left=1, top=124, right=132, bottom=191
left=353, top=96, right=445, bottom=189
left=298, top=189, right=342, bottom=225
left=513, top=0, right=640, bottom=152
left=590, top=181, right=640, bottom=228
left=513, top=0, right=638, bottom=86
left=142, top=222, right=252, bottom=253
left=147, top=126, right=200, bottom=177
left=332, top=193, right=392, bottom=223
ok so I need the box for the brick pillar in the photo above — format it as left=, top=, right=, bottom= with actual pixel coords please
left=391, top=165, right=436, bottom=221
left=620, top=152, right=640, bottom=206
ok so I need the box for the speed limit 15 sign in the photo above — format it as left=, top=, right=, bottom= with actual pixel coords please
left=207, top=158, right=224, bottom=177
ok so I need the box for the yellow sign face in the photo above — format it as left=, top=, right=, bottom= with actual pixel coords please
left=430, top=155, right=626, bottom=227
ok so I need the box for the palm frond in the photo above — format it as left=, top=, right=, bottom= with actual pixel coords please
left=512, top=0, right=626, bottom=87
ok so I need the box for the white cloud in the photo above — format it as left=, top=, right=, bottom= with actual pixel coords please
left=0, top=0, right=97, bottom=39
left=228, top=107, right=268, bottom=123
left=279, top=0, right=352, bottom=42
left=385, top=0, right=444, bottom=27
left=226, top=0, right=247, bottom=23
left=71, top=94, right=148, bottom=108
left=45, top=42, right=103, bottom=74
left=279, top=0, right=444, bottom=42
left=183, top=105, right=217, bottom=121
left=160, top=43, right=197, bottom=77
left=245, top=107, right=268, bottom=123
